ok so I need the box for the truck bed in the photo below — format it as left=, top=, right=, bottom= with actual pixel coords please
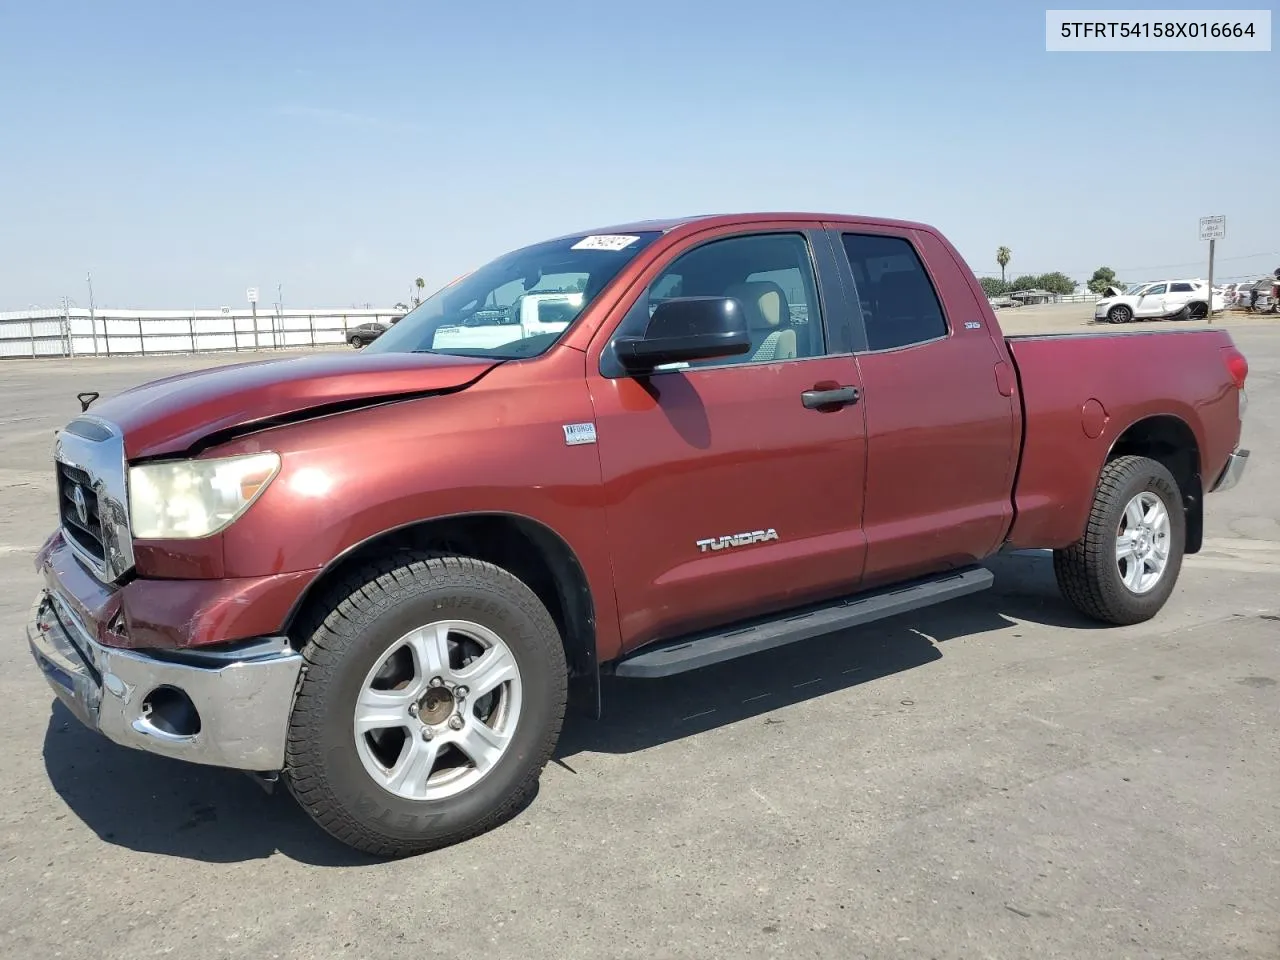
left=1002, top=327, right=1243, bottom=550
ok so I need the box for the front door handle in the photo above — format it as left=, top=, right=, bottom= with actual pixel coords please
left=801, top=385, right=860, bottom=410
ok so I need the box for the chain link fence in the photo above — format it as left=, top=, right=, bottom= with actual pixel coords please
left=0, top=308, right=402, bottom=359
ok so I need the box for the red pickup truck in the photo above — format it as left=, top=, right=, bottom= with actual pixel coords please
left=28, top=213, right=1250, bottom=857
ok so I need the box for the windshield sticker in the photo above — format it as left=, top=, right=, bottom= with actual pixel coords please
left=571, top=234, right=640, bottom=252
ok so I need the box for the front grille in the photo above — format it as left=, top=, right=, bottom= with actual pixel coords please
left=53, top=416, right=134, bottom=582
left=57, top=462, right=106, bottom=563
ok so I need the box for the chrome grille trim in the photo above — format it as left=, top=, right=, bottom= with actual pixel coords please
left=53, top=416, right=134, bottom=582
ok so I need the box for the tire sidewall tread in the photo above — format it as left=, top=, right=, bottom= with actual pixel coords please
left=285, top=552, right=567, bottom=858
left=1053, top=455, right=1186, bottom=626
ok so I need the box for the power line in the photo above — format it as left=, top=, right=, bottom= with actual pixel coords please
left=970, top=250, right=1280, bottom=278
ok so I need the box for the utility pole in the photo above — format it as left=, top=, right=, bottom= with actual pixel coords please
left=87, top=272, right=98, bottom=355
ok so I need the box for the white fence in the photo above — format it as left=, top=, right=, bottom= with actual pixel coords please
left=0, top=308, right=403, bottom=359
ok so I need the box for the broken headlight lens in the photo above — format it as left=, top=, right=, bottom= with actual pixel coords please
left=128, top=452, right=281, bottom=539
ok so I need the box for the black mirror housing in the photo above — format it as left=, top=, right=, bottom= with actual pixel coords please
left=615, top=296, right=750, bottom=373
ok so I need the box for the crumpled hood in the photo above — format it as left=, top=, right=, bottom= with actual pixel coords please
left=90, top=351, right=501, bottom=459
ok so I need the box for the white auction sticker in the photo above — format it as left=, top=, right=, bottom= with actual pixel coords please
left=571, top=234, right=640, bottom=252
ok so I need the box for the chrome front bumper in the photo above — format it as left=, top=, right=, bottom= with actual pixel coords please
left=26, top=590, right=304, bottom=772
left=1209, top=448, right=1250, bottom=494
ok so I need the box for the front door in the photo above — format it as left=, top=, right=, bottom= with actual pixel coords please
left=1134, top=283, right=1168, bottom=317
left=586, top=228, right=868, bottom=652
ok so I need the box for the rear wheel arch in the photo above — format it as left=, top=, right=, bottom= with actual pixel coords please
left=284, top=513, right=600, bottom=712
left=1103, top=414, right=1203, bottom=554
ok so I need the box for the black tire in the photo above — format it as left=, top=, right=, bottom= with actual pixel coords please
left=349, top=336, right=365, bottom=348
left=285, top=552, right=568, bottom=858
left=1053, top=455, right=1185, bottom=626
left=1187, top=302, right=1208, bottom=320
left=1107, top=304, right=1133, bottom=324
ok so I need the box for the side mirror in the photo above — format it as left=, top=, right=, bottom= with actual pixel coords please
left=615, top=296, right=751, bottom=373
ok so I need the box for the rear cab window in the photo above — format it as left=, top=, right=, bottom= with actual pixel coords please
left=839, top=233, right=949, bottom=351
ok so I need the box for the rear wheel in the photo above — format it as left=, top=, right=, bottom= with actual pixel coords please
left=1187, top=302, right=1208, bottom=320
left=1106, top=304, right=1133, bottom=324
left=1053, top=455, right=1185, bottom=625
left=285, top=553, right=567, bottom=858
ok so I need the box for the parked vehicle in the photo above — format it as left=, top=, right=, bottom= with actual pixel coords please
left=1095, top=279, right=1226, bottom=323
left=1247, top=276, right=1278, bottom=313
left=28, top=212, right=1250, bottom=858
left=348, top=316, right=400, bottom=348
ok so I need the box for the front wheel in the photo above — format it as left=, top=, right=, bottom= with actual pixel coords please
left=1107, top=305, right=1133, bottom=324
left=1053, top=455, right=1185, bottom=625
left=285, top=553, right=568, bottom=857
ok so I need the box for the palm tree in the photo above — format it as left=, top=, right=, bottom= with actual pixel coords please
left=412, top=277, right=425, bottom=307
left=996, top=247, right=1012, bottom=284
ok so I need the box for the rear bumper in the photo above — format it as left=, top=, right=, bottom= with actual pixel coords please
left=27, top=589, right=303, bottom=771
left=1209, top=448, right=1250, bottom=494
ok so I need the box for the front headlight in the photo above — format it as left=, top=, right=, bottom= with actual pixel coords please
left=128, top=452, right=281, bottom=539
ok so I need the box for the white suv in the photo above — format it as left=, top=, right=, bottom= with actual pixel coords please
left=1094, top=279, right=1226, bottom=324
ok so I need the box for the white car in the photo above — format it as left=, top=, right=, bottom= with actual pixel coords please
left=1094, top=279, right=1226, bottom=324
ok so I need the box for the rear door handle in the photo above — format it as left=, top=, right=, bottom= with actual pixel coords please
left=801, top=385, right=860, bottom=410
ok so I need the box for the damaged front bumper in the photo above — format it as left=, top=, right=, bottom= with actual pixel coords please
left=27, top=589, right=303, bottom=771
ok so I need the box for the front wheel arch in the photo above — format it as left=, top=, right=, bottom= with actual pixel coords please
left=283, top=512, right=600, bottom=715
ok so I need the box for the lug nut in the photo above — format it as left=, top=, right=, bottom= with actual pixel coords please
left=421, top=728, right=434, bottom=741
left=448, top=715, right=464, bottom=731
left=408, top=703, right=419, bottom=717
left=455, top=686, right=469, bottom=700
left=429, top=676, right=444, bottom=688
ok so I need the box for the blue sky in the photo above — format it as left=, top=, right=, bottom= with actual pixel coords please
left=1, top=0, right=1275, bottom=309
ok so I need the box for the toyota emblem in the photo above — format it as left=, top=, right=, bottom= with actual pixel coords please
left=71, top=484, right=88, bottom=525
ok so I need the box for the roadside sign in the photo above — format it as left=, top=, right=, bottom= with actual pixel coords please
left=1198, top=216, right=1226, bottom=241
left=246, top=287, right=260, bottom=303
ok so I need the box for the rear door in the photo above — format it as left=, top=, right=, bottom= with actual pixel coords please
left=585, top=226, right=869, bottom=651
left=822, top=224, right=1019, bottom=586
left=1167, top=281, right=1196, bottom=311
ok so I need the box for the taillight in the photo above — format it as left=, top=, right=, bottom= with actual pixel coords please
left=1222, top=346, right=1248, bottom=390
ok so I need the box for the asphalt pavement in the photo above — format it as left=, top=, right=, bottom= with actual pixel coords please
left=1, top=310, right=1276, bottom=960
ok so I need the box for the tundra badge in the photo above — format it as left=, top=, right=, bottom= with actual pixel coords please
left=696, top=529, right=779, bottom=553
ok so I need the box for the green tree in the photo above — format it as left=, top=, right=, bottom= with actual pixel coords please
left=979, top=276, right=1011, bottom=297
left=1036, top=272, right=1077, bottom=296
left=1087, top=266, right=1121, bottom=295
left=1010, top=274, right=1039, bottom=291
left=996, top=246, right=1012, bottom=284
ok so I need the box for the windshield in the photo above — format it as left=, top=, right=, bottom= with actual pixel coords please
left=367, top=231, right=662, bottom=358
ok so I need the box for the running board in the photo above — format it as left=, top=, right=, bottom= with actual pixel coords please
left=613, top=565, right=994, bottom=679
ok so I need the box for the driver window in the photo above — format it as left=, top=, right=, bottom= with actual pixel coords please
left=1145, top=284, right=1167, bottom=295
left=604, top=232, right=826, bottom=375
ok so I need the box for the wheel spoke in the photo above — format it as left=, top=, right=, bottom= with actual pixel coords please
left=456, top=644, right=518, bottom=699
left=385, top=736, right=440, bottom=794
left=1142, top=499, right=1162, bottom=526
left=354, top=686, right=414, bottom=734
left=1116, top=534, right=1137, bottom=562
left=406, top=622, right=452, bottom=681
left=1124, top=556, right=1146, bottom=591
left=453, top=718, right=509, bottom=774
left=1124, top=498, right=1146, bottom=530
left=1152, top=509, right=1170, bottom=540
